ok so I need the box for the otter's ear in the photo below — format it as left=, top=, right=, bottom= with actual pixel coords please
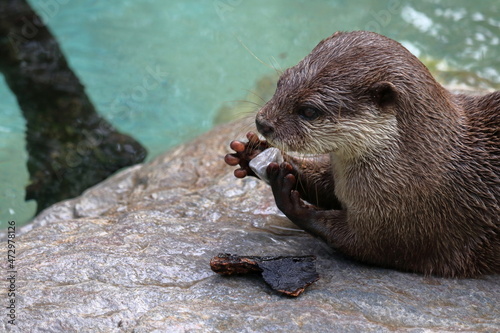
left=370, top=81, right=397, bottom=109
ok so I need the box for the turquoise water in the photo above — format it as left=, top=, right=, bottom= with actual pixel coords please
left=1, top=0, right=499, bottom=228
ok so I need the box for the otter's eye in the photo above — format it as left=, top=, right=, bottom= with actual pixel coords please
left=298, top=107, right=320, bottom=121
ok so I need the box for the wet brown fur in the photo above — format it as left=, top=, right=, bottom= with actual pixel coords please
left=255, top=31, right=499, bottom=277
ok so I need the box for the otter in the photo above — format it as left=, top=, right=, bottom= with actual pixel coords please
left=225, top=31, right=500, bottom=278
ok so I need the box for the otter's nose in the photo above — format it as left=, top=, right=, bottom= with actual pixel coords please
left=255, top=116, right=274, bottom=137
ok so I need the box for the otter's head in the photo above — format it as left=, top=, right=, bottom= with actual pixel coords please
left=256, top=31, right=437, bottom=158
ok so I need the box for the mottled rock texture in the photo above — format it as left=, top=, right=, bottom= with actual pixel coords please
left=5, top=120, right=500, bottom=332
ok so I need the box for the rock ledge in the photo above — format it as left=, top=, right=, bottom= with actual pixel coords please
left=6, top=121, right=500, bottom=332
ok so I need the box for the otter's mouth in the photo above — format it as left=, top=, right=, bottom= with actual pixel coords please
left=265, top=138, right=330, bottom=157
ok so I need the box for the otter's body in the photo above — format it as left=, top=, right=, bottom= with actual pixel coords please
left=226, top=31, right=499, bottom=277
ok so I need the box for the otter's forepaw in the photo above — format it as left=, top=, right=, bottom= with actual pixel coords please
left=267, top=162, right=316, bottom=222
left=224, top=132, right=269, bottom=178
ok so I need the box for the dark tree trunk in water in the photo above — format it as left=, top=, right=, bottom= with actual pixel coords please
left=0, top=0, right=147, bottom=213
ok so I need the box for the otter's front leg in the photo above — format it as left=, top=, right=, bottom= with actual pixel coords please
left=225, top=131, right=341, bottom=210
left=285, top=155, right=342, bottom=210
left=266, top=162, right=349, bottom=248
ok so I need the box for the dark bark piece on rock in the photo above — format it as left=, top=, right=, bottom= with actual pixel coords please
left=258, top=256, right=320, bottom=297
left=210, top=253, right=320, bottom=296
left=0, top=0, right=147, bottom=213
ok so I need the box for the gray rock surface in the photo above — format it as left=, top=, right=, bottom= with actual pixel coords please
left=5, top=120, right=500, bottom=332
